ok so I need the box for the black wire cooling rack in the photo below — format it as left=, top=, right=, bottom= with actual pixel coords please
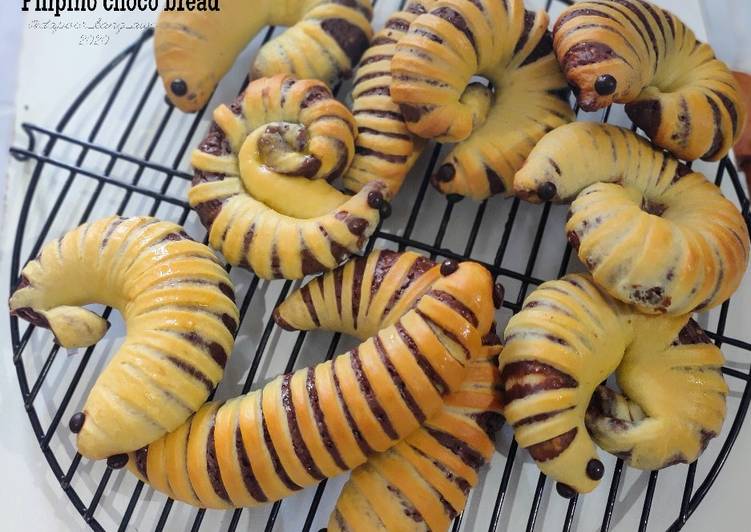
left=7, top=0, right=751, bottom=530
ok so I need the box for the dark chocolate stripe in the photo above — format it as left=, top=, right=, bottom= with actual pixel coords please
left=134, top=447, right=148, bottom=478
left=374, top=336, right=426, bottom=424
left=513, top=406, right=576, bottom=428
left=359, top=54, right=393, bottom=67
left=395, top=321, right=448, bottom=395
left=206, top=420, right=231, bottom=501
left=357, top=127, right=411, bottom=141
left=409, top=444, right=471, bottom=494
left=385, top=17, right=410, bottom=31
left=300, top=245, right=327, bottom=276
left=260, top=392, right=303, bottom=492
left=703, top=95, right=725, bottom=160
left=350, top=348, right=399, bottom=440
left=520, top=31, right=553, bottom=67
left=306, top=368, right=348, bottom=470
left=610, top=0, right=658, bottom=63
left=501, top=360, right=578, bottom=402
left=180, top=331, right=228, bottom=368
left=428, top=289, right=478, bottom=327
left=528, top=427, right=577, bottom=462
left=353, top=70, right=391, bottom=86
left=351, top=252, right=367, bottom=330
left=355, top=85, right=390, bottom=97
left=300, top=285, right=320, bottom=327
left=485, top=165, right=507, bottom=195
left=415, top=308, right=470, bottom=358
left=355, top=146, right=408, bottom=164
left=333, top=263, right=344, bottom=318
left=553, top=7, right=614, bottom=35
left=713, top=90, right=739, bottom=135
left=370, top=35, right=396, bottom=46
left=321, top=18, right=370, bottom=66
left=425, top=426, right=484, bottom=470
left=354, top=109, right=404, bottom=120
left=514, top=11, right=536, bottom=56
left=166, top=355, right=214, bottom=392
left=382, top=256, right=436, bottom=316
left=332, top=359, right=376, bottom=455
left=562, top=41, right=628, bottom=70
left=100, top=216, right=126, bottom=249
left=370, top=250, right=400, bottom=301
left=432, top=7, right=476, bottom=52
left=235, top=425, right=268, bottom=502
left=280, top=374, right=325, bottom=480
left=387, top=484, right=424, bottom=522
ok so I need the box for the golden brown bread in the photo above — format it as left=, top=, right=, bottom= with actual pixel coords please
left=553, top=0, right=747, bottom=161
left=390, top=0, right=574, bottom=199
left=514, top=122, right=750, bottom=315
left=501, top=273, right=727, bottom=496
left=127, top=250, right=498, bottom=508
left=8, top=216, right=238, bottom=460
left=155, top=0, right=373, bottom=112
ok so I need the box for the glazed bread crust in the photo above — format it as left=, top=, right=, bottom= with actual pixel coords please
left=127, top=250, right=497, bottom=509
left=390, top=0, right=574, bottom=199
left=514, top=122, right=750, bottom=315
left=189, top=75, right=385, bottom=280
left=553, top=0, right=747, bottom=161
left=328, top=347, right=503, bottom=532
left=501, top=273, right=728, bottom=494
left=155, top=0, right=373, bottom=112
left=8, top=216, right=238, bottom=460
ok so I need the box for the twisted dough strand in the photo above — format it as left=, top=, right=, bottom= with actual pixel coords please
left=501, top=273, right=727, bottom=495
left=553, top=0, right=747, bottom=161
left=127, top=251, right=496, bottom=508
left=390, top=0, right=574, bottom=199
left=329, top=344, right=503, bottom=531
left=8, top=216, right=238, bottom=460
left=155, top=0, right=373, bottom=112
left=189, top=75, right=385, bottom=280
left=514, top=122, right=750, bottom=315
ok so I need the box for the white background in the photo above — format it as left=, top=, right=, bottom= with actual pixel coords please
left=1, top=1, right=750, bottom=531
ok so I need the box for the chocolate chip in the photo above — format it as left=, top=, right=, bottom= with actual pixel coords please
left=347, top=218, right=368, bottom=236
left=367, top=190, right=383, bottom=209
left=537, top=181, right=557, bottom=201
left=107, top=454, right=129, bottom=469
left=493, top=283, right=504, bottom=309
left=379, top=200, right=392, bottom=219
left=435, top=164, right=455, bottom=182
left=594, top=74, right=617, bottom=96
left=170, top=79, right=188, bottom=97
left=586, top=458, right=604, bottom=480
left=68, top=412, right=85, bottom=433
left=440, top=259, right=459, bottom=276
left=556, top=482, right=577, bottom=498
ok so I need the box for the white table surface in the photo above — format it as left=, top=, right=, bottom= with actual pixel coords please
left=1, top=2, right=749, bottom=531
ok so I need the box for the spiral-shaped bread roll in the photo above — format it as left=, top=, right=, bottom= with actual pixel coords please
left=189, top=75, right=386, bottom=280
left=343, top=0, right=429, bottom=196
left=553, top=0, right=747, bottom=161
left=514, top=122, right=750, bottom=315
left=501, top=273, right=727, bottom=495
left=155, top=0, right=373, bottom=112
left=8, top=216, right=238, bottom=460
left=329, top=343, right=503, bottom=532
left=127, top=250, right=497, bottom=508
left=390, top=0, right=574, bottom=200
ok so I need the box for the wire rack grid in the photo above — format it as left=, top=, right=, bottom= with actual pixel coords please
left=7, top=0, right=751, bottom=531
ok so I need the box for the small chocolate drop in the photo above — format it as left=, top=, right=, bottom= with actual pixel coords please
left=493, top=283, right=504, bottom=309
left=594, top=74, right=617, bottom=96
left=170, top=79, right=188, bottom=97
left=586, top=458, right=604, bottom=480
left=440, top=259, right=459, bottom=276
left=556, top=482, right=577, bottom=498
left=537, top=181, right=557, bottom=201
left=69, top=412, right=85, bottom=433
left=367, top=190, right=383, bottom=209
left=435, top=164, right=455, bottom=182
left=107, top=453, right=129, bottom=469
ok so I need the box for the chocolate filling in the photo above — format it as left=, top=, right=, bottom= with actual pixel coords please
left=625, top=99, right=661, bottom=139
left=472, top=411, right=504, bottom=438
left=333, top=264, right=344, bottom=318
left=350, top=251, right=368, bottom=330
left=351, top=348, right=399, bottom=440
left=395, top=321, right=448, bottom=395
left=12, top=307, right=50, bottom=329
left=426, top=427, right=484, bottom=470
left=713, top=90, right=739, bottom=135
left=206, top=422, right=231, bottom=501
left=193, top=198, right=225, bottom=229
left=370, top=36, right=396, bottom=46
left=354, top=146, right=408, bottom=164
left=528, top=427, right=577, bottom=462
left=280, top=374, right=325, bottom=480
left=641, top=198, right=667, bottom=216
left=400, top=103, right=434, bottom=123
left=306, top=368, right=348, bottom=470
left=332, top=360, right=375, bottom=455
left=612, top=0, right=658, bottom=56
left=428, top=289, right=478, bottom=326
left=320, top=18, right=370, bottom=66
left=373, top=336, right=426, bottom=423
left=359, top=54, right=393, bottom=67
left=485, top=165, right=507, bottom=195
left=180, top=331, right=227, bottom=368
left=166, top=355, right=214, bottom=392
left=630, top=285, right=671, bottom=309
left=562, top=42, right=621, bottom=71
left=353, top=71, right=391, bottom=86
left=235, top=426, right=268, bottom=502
left=133, top=446, right=148, bottom=478
left=382, top=256, right=436, bottom=316
left=432, top=7, right=476, bottom=52
left=370, top=250, right=400, bottom=297
left=502, top=361, right=578, bottom=403
left=198, top=122, right=233, bottom=156
left=673, top=319, right=711, bottom=346
left=260, top=395, right=303, bottom=491
left=702, top=95, right=725, bottom=160
left=553, top=8, right=614, bottom=35
left=300, top=246, right=327, bottom=276
left=514, top=11, right=536, bottom=56
left=513, top=406, right=575, bottom=428
left=300, top=285, right=320, bottom=327
left=410, top=444, right=471, bottom=494
left=387, top=484, right=424, bottom=522
left=385, top=17, right=410, bottom=32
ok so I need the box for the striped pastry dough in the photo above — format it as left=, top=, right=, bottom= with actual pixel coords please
left=155, top=0, right=373, bottom=112
left=329, top=343, right=503, bottom=532
left=127, top=250, right=497, bottom=508
left=514, top=122, right=750, bottom=315
left=343, top=0, right=428, bottom=196
left=8, top=216, right=238, bottom=460
left=553, top=0, right=747, bottom=161
left=390, top=0, right=574, bottom=200
left=501, top=273, right=727, bottom=495
left=189, top=75, right=385, bottom=280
